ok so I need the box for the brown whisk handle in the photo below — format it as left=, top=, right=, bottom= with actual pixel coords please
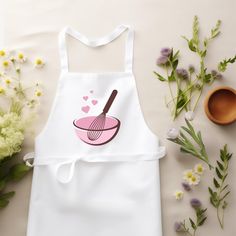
left=103, top=90, right=118, bottom=114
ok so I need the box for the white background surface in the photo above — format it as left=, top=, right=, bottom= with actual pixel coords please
left=0, top=0, right=236, bottom=235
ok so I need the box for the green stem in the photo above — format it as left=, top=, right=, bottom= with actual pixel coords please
left=166, top=77, right=198, bottom=106
left=192, top=86, right=203, bottom=112
left=165, top=66, right=176, bottom=106
left=173, top=76, right=181, bottom=120
left=215, top=159, right=228, bottom=228
left=217, top=206, right=224, bottom=229
left=188, top=73, right=193, bottom=110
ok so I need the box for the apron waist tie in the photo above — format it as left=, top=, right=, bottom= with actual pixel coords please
left=23, top=147, right=166, bottom=184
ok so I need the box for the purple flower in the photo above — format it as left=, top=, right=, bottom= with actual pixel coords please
left=161, top=47, right=172, bottom=57
left=176, top=68, right=189, bottom=79
left=211, top=70, right=223, bottom=80
left=215, top=73, right=223, bottom=79
left=211, top=70, right=218, bottom=76
left=174, top=222, right=186, bottom=232
left=182, top=182, right=192, bottom=191
left=190, top=198, right=202, bottom=208
left=156, top=56, right=169, bottom=66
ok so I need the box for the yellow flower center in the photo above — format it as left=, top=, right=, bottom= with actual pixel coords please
left=0, top=87, right=5, bottom=94
left=191, top=176, right=196, bottom=182
left=197, top=166, right=203, bottom=172
left=36, top=59, right=42, bottom=65
left=3, top=61, right=9, bottom=67
left=0, top=50, right=6, bottom=56
left=187, top=172, right=193, bottom=178
left=5, top=79, right=11, bottom=84
left=18, top=53, right=24, bottom=59
left=35, top=90, right=42, bottom=97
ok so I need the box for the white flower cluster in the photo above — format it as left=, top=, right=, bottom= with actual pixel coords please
left=0, top=112, right=25, bottom=160
left=183, top=164, right=204, bottom=186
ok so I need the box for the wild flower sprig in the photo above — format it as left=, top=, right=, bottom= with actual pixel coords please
left=208, top=145, right=232, bottom=229
left=154, top=16, right=223, bottom=120
left=174, top=198, right=207, bottom=236
left=218, top=55, right=236, bottom=72
left=0, top=50, right=44, bottom=208
left=167, top=119, right=212, bottom=169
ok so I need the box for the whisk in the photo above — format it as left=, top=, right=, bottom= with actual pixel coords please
left=87, top=90, right=118, bottom=141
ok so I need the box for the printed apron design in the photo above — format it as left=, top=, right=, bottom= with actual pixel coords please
left=26, top=25, right=166, bottom=236
left=73, top=89, right=121, bottom=145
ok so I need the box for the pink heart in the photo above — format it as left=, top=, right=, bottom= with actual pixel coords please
left=81, top=105, right=90, bottom=113
left=83, top=96, right=88, bottom=101
left=90, top=90, right=94, bottom=94
left=92, top=100, right=98, bottom=105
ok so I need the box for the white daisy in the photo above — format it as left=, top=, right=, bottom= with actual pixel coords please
left=194, top=163, right=204, bottom=175
left=2, top=60, right=11, bottom=70
left=17, top=52, right=27, bottom=63
left=188, top=173, right=200, bottom=186
left=34, top=57, right=45, bottom=68
left=183, top=169, right=194, bottom=182
left=0, top=49, right=9, bottom=58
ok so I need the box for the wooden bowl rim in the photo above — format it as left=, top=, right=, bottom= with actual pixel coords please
left=204, top=86, right=236, bottom=125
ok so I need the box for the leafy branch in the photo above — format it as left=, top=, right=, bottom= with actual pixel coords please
left=167, top=119, right=212, bottom=169
left=208, top=145, right=232, bottom=229
left=0, top=158, right=31, bottom=208
left=182, top=16, right=221, bottom=111
left=218, top=55, right=236, bottom=72
left=175, top=199, right=207, bottom=236
left=154, top=16, right=223, bottom=120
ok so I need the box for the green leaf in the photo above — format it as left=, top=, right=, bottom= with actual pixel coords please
left=188, top=39, right=197, bottom=52
left=221, top=184, right=229, bottom=192
left=222, top=201, right=228, bottom=209
left=153, top=71, right=166, bottom=82
left=200, top=50, right=207, bottom=58
left=0, top=179, right=6, bottom=191
left=217, top=161, right=224, bottom=171
left=192, top=16, right=199, bottom=46
left=198, top=216, right=207, bottom=226
left=172, top=60, right=178, bottom=70
left=208, top=187, right=214, bottom=196
left=210, top=20, right=221, bottom=39
left=220, top=191, right=230, bottom=201
left=226, top=153, right=232, bottom=161
left=210, top=197, right=217, bottom=207
left=222, top=173, right=228, bottom=183
left=172, top=50, right=179, bottom=61
left=168, top=71, right=176, bottom=82
left=0, top=191, right=15, bottom=200
left=189, top=218, right=197, bottom=230
left=215, top=167, right=223, bottom=179
left=180, top=146, right=197, bottom=156
left=214, top=178, right=220, bottom=188
left=8, top=163, right=31, bottom=181
left=0, top=199, right=9, bottom=208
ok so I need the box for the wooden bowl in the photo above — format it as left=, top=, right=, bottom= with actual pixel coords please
left=204, top=86, right=236, bottom=125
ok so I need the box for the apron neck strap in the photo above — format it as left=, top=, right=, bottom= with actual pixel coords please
left=58, top=25, right=134, bottom=73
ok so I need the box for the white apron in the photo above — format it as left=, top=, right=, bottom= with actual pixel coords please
left=26, top=25, right=166, bottom=236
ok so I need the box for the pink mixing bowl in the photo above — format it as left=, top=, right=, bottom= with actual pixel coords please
left=73, top=116, right=120, bottom=145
